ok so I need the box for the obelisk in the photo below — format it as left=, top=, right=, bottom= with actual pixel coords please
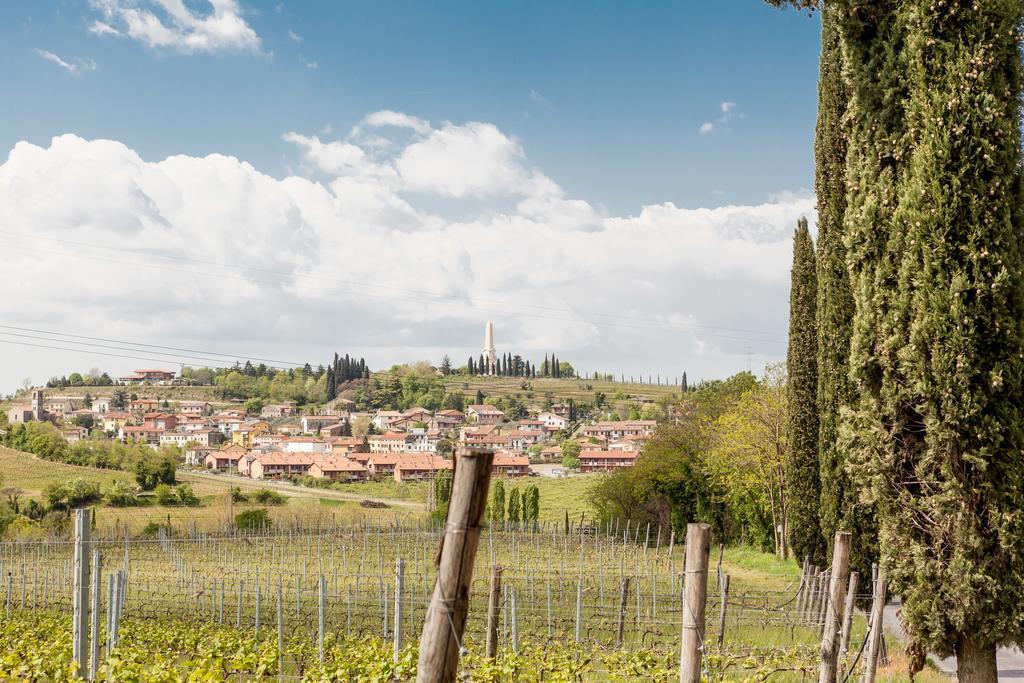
left=483, top=321, right=497, bottom=375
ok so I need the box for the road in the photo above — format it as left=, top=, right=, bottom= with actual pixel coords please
left=179, top=469, right=424, bottom=510
left=882, top=602, right=1024, bottom=679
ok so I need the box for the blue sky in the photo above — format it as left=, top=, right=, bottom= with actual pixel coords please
left=1, top=1, right=820, bottom=213
left=0, top=1, right=823, bottom=392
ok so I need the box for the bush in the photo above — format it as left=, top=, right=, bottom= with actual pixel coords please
left=252, top=488, right=286, bottom=505
left=176, top=484, right=199, bottom=507
left=139, top=521, right=170, bottom=539
left=154, top=483, right=175, bottom=506
left=235, top=508, right=270, bottom=530
left=44, top=479, right=103, bottom=510
left=230, top=486, right=248, bottom=502
left=560, top=440, right=582, bottom=469
left=105, top=480, right=140, bottom=507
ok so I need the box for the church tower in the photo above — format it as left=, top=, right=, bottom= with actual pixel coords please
left=483, top=321, right=497, bottom=375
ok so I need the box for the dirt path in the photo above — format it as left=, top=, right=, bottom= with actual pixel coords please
left=882, top=602, right=1024, bottom=679
left=179, top=470, right=424, bottom=510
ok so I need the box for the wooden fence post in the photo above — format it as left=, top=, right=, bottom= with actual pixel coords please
left=616, top=576, right=630, bottom=648
left=394, top=558, right=405, bottom=663
left=862, top=567, right=887, bottom=683
left=318, top=574, right=326, bottom=663
left=717, top=574, right=730, bottom=648
left=679, top=523, right=711, bottom=683
left=72, top=508, right=91, bottom=680
left=796, top=556, right=810, bottom=617
left=485, top=565, right=503, bottom=659
left=839, top=571, right=859, bottom=657
left=416, top=448, right=494, bottom=683
left=88, top=548, right=101, bottom=681
left=818, top=532, right=851, bottom=683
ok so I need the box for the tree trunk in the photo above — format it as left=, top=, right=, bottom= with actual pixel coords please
left=956, top=635, right=997, bottom=683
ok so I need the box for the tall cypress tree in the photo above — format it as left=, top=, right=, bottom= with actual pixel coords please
left=813, top=1, right=865, bottom=570
left=841, top=2, right=1024, bottom=674
left=785, top=218, right=822, bottom=564
left=326, top=366, right=336, bottom=401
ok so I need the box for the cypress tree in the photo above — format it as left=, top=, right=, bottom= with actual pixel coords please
left=468, top=356, right=475, bottom=375
left=785, top=218, right=822, bottom=564
left=838, top=2, right=1024, bottom=673
left=811, top=2, right=879, bottom=580
left=681, top=371, right=688, bottom=392
left=326, top=366, right=336, bottom=401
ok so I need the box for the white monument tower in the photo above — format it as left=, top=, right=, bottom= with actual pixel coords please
left=483, top=320, right=497, bottom=375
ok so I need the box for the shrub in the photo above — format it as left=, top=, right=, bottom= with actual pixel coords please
left=229, top=486, right=248, bottom=502
left=44, top=479, right=103, bottom=510
left=252, top=488, right=286, bottom=505
left=154, top=483, right=175, bottom=506
left=235, top=508, right=270, bottom=530
left=105, top=480, right=140, bottom=507
left=176, top=484, right=199, bottom=507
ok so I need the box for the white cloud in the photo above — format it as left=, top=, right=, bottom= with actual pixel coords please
left=699, top=101, right=739, bottom=135
left=287, top=30, right=301, bottom=42
left=305, top=60, right=317, bottom=69
left=699, top=122, right=714, bottom=134
left=0, top=117, right=811, bottom=392
left=529, top=89, right=546, bottom=104
left=88, top=0, right=261, bottom=55
left=360, top=110, right=432, bottom=136
left=33, top=49, right=96, bottom=75
left=720, top=101, right=736, bottom=114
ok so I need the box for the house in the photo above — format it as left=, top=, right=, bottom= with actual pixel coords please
left=301, top=415, right=341, bottom=434
left=91, top=396, right=113, bottom=413
left=537, top=412, right=568, bottom=431
left=249, top=452, right=314, bottom=479
left=393, top=455, right=452, bottom=482
left=402, top=407, right=432, bottom=423
left=179, top=401, right=212, bottom=417
left=143, top=412, right=177, bottom=430
left=231, top=421, right=269, bottom=447
left=252, top=433, right=284, bottom=448
left=490, top=452, right=531, bottom=477
left=608, top=438, right=642, bottom=452
left=372, top=410, right=403, bottom=431
left=184, top=445, right=214, bottom=466
left=579, top=421, right=657, bottom=442
left=325, top=436, right=368, bottom=455
left=366, top=453, right=405, bottom=477
left=504, top=429, right=545, bottom=452
left=463, top=434, right=510, bottom=451
left=100, top=412, right=133, bottom=433
left=61, top=427, right=88, bottom=444
left=538, top=445, right=562, bottom=462
left=318, top=423, right=349, bottom=437
left=275, top=422, right=303, bottom=435
left=308, top=456, right=368, bottom=481
left=550, top=402, right=571, bottom=418
left=120, top=425, right=164, bottom=446
left=42, top=397, right=77, bottom=418
left=159, top=431, right=192, bottom=448
left=281, top=437, right=328, bottom=453
left=260, top=403, right=296, bottom=419
left=367, top=432, right=413, bottom=454
left=430, top=410, right=464, bottom=431
left=129, top=398, right=161, bottom=413
left=408, top=428, right=442, bottom=453
left=578, top=450, right=640, bottom=473
left=6, top=406, right=35, bottom=424
left=119, top=369, right=176, bottom=383
left=466, top=404, right=505, bottom=425
left=516, top=419, right=546, bottom=432
left=204, top=444, right=247, bottom=471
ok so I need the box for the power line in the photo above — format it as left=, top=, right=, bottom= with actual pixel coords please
left=1, top=239, right=786, bottom=347
left=0, top=325, right=306, bottom=368
left=0, top=339, right=239, bottom=369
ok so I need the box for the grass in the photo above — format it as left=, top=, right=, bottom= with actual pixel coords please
left=0, top=445, right=132, bottom=497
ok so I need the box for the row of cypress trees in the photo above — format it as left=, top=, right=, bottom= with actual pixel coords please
left=325, top=352, right=368, bottom=401
left=778, top=1, right=1024, bottom=676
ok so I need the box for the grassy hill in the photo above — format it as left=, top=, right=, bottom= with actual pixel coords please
left=440, top=374, right=680, bottom=411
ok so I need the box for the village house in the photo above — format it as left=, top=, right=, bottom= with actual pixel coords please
left=608, top=438, right=642, bottom=452
left=537, top=411, right=569, bottom=431
left=300, top=415, right=340, bottom=434
left=91, top=396, right=113, bottom=413
left=100, top=412, right=133, bottom=433
left=260, top=402, right=296, bottom=419
left=43, top=396, right=78, bottom=418
left=365, top=453, right=405, bottom=477
left=204, top=444, right=247, bottom=471
left=143, top=412, right=177, bottom=430
left=317, top=422, right=350, bottom=437
left=61, top=426, right=88, bottom=444
left=429, top=410, right=464, bottom=431
left=159, top=431, right=192, bottom=448
left=178, top=401, right=212, bottom=417
left=248, top=452, right=314, bottom=479
left=281, top=436, right=328, bottom=453
left=129, top=397, right=161, bottom=413
left=538, top=445, right=562, bottom=462
left=119, top=369, right=176, bottom=383
left=6, top=406, right=35, bottom=424
left=549, top=402, right=571, bottom=418
left=231, top=421, right=269, bottom=447
left=325, top=436, right=367, bottom=455
left=371, top=410, right=403, bottom=431
left=252, top=432, right=284, bottom=448
left=308, top=456, right=368, bottom=481
left=275, top=422, right=303, bottom=435
left=491, top=452, right=531, bottom=477
left=408, top=428, right=442, bottom=453
left=466, top=404, right=505, bottom=425
left=393, top=455, right=452, bottom=483
left=402, top=407, right=433, bottom=423
left=504, top=429, right=546, bottom=452
left=184, top=445, right=214, bottom=466
left=578, top=449, right=640, bottom=473
left=120, top=424, right=164, bottom=446
left=367, top=432, right=413, bottom=454
left=579, top=420, right=657, bottom=442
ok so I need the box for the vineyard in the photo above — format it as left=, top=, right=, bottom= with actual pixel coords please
left=0, top=518, right=939, bottom=681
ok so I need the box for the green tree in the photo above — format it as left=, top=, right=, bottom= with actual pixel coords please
left=560, top=440, right=581, bottom=469
left=105, top=480, right=139, bottom=507
left=524, top=484, right=540, bottom=526
left=507, top=488, right=521, bottom=526
left=235, top=508, right=270, bottom=530
left=176, top=484, right=199, bottom=506
left=784, top=218, right=823, bottom=563
left=490, top=479, right=505, bottom=524
left=154, top=483, right=175, bottom=506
